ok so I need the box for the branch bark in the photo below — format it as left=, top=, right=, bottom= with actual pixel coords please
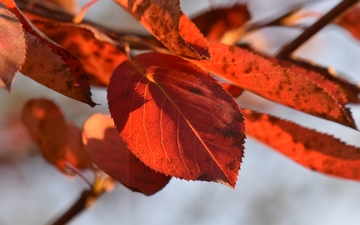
left=50, top=190, right=98, bottom=225
left=276, top=0, right=359, bottom=59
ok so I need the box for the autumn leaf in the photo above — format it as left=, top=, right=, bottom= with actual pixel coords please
left=196, top=42, right=356, bottom=129
left=1, top=0, right=95, bottom=106
left=114, top=0, right=209, bottom=60
left=107, top=52, right=245, bottom=187
left=221, top=83, right=244, bottom=98
left=21, top=98, right=93, bottom=175
left=268, top=57, right=355, bottom=125
left=337, top=3, right=360, bottom=40
left=0, top=2, right=26, bottom=89
left=30, top=20, right=128, bottom=86
left=244, top=109, right=360, bottom=181
left=191, top=4, right=250, bottom=41
left=83, top=113, right=171, bottom=196
left=283, top=58, right=360, bottom=104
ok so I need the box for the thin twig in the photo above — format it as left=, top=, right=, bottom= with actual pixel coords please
left=276, top=0, right=359, bottom=59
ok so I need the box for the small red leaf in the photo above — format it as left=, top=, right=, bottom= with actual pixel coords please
left=192, top=4, right=250, bottom=41
left=108, top=52, right=245, bottom=187
left=221, top=83, right=244, bottom=98
left=196, top=42, right=356, bottom=129
left=337, top=4, right=360, bottom=40
left=21, top=98, right=93, bottom=175
left=114, top=0, right=209, bottom=60
left=83, top=113, right=171, bottom=195
left=30, top=20, right=128, bottom=86
left=0, top=2, right=26, bottom=89
left=244, top=109, right=360, bottom=181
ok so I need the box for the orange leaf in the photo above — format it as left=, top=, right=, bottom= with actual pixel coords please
left=114, top=0, right=209, bottom=60
left=244, top=109, right=360, bottom=181
left=21, top=98, right=93, bottom=175
left=191, top=4, right=250, bottom=41
left=83, top=113, right=171, bottom=195
left=2, top=0, right=95, bottom=106
left=196, top=42, right=356, bottom=129
left=0, top=2, right=26, bottom=90
left=30, top=20, right=128, bottom=86
left=107, top=52, right=245, bottom=187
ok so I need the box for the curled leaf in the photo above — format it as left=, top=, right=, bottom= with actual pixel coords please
left=114, top=0, right=209, bottom=60
left=108, top=52, right=245, bottom=187
left=83, top=113, right=171, bottom=195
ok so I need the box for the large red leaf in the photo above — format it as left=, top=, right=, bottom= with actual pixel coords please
left=0, top=2, right=26, bottom=89
left=21, top=98, right=93, bottom=175
left=83, top=113, right=171, bottom=195
left=107, top=52, right=245, bottom=187
left=30, top=20, right=128, bottom=86
left=114, top=0, right=209, bottom=60
left=196, top=42, right=356, bottom=129
left=244, top=109, right=360, bottom=181
left=1, top=0, right=95, bottom=106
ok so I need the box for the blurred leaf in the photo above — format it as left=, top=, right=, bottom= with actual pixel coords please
left=83, top=114, right=171, bottom=196
left=21, top=98, right=93, bottom=175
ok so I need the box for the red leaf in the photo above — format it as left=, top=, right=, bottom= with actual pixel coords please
left=30, top=20, right=128, bottom=86
left=107, top=52, right=245, bottom=187
left=192, top=4, right=250, bottom=41
left=2, top=0, right=95, bottom=106
left=244, top=109, right=360, bottom=181
left=337, top=4, right=360, bottom=40
left=196, top=42, right=356, bottom=129
left=83, top=113, right=171, bottom=195
left=0, top=2, right=26, bottom=89
left=221, top=83, right=244, bottom=98
left=114, top=0, right=209, bottom=60
left=21, top=98, right=93, bottom=175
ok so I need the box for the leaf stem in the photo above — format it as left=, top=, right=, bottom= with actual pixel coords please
left=276, top=0, right=359, bottom=59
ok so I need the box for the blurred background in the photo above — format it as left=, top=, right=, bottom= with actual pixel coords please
left=2, top=0, right=360, bottom=224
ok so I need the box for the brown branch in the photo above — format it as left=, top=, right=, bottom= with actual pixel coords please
left=50, top=190, right=94, bottom=225
left=276, top=0, right=359, bottom=59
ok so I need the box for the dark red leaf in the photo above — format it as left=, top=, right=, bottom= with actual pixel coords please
left=196, top=42, right=356, bottom=129
left=221, top=83, right=244, bottom=98
left=83, top=113, right=171, bottom=195
left=108, top=52, right=245, bottom=187
left=244, top=109, right=360, bottom=181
